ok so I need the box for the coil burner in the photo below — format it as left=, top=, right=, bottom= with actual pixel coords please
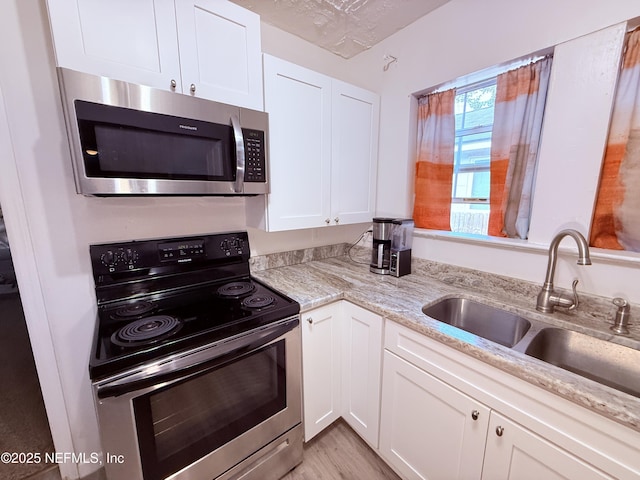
left=112, top=315, right=182, bottom=347
left=112, top=300, right=157, bottom=320
left=241, top=294, right=275, bottom=310
left=216, top=281, right=256, bottom=298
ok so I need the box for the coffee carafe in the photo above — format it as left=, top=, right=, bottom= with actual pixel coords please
left=389, top=219, right=414, bottom=277
left=370, top=218, right=394, bottom=274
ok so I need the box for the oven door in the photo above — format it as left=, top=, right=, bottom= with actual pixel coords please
left=92, top=317, right=301, bottom=480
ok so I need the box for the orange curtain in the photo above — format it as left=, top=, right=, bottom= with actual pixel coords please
left=591, top=28, right=640, bottom=252
left=413, top=89, right=456, bottom=230
left=488, top=57, right=552, bottom=239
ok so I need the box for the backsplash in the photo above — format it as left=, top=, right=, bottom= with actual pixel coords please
left=250, top=243, right=350, bottom=271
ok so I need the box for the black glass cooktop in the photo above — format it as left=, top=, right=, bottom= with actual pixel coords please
left=90, top=277, right=299, bottom=380
left=88, top=232, right=299, bottom=380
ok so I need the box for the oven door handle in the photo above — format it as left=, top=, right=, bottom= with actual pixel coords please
left=96, top=317, right=298, bottom=399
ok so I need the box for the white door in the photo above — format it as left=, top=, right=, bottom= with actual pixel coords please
left=175, top=0, right=263, bottom=109
left=341, top=303, right=382, bottom=447
left=263, top=55, right=332, bottom=231
left=331, top=80, right=379, bottom=226
left=46, top=0, right=181, bottom=91
left=301, top=303, right=342, bottom=441
left=482, top=412, right=613, bottom=480
left=379, top=350, right=490, bottom=480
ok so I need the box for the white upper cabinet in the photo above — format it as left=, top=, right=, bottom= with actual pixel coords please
left=258, top=55, right=333, bottom=231
left=331, top=81, right=379, bottom=226
left=174, top=0, right=263, bottom=109
left=246, top=55, right=379, bottom=231
left=45, top=0, right=180, bottom=91
left=45, top=0, right=263, bottom=110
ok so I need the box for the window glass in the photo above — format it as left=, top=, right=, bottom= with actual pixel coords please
left=451, top=83, right=496, bottom=235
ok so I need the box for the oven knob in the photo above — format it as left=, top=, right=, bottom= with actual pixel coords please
left=100, top=250, right=116, bottom=267
left=122, top=248, right=138, bottom=267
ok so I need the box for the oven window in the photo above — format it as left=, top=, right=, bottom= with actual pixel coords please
left=134, top=341, right=286, bottom=480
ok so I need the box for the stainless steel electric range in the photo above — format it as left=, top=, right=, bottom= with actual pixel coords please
left=88, top=231, right=302, bottom=480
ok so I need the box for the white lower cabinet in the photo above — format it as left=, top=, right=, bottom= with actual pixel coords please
left=301, top=302, right=382, bottom=445
left=341, top=302, right=383, bottom=447
left=380, top=350, right=612, bottom=480
left=380, top=350, right=490, bottom=479
left=302, top=310, right=639, bottom=479
left=301, top=302, right=342, bottom=441
left=483, top=412, right=611, bottom=480
left=380, top=321, right=639, bottom=480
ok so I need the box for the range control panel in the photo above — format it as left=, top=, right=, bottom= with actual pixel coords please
left=159, top=239, right=206, bottom=262
left=90, top=231, right=251, bottom=276
left=98, top=247, right=140, bottom=271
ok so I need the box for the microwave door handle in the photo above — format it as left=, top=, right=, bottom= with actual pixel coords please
left=231, top=115, right=245, bottom=193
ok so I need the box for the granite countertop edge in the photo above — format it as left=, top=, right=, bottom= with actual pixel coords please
left=252, top=250, right=640, bottom=434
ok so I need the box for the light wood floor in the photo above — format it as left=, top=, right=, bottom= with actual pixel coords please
left=281, top=420, right=401, bottom=480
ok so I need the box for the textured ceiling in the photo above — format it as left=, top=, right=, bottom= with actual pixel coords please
left=230, top=0, right=452, bottom=59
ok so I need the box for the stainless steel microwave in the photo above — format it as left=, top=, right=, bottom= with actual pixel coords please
left=56, top=68, right=269, bottom=196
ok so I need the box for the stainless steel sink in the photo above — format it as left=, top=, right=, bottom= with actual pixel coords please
left=524, top=328, right=640, bottom=398
left=422, top=297, right=531, bottom=348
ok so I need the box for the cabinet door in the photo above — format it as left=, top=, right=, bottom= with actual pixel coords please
left=341, top=303, right=382, bottom=448
left=175, top=0, right=263, bottom=109
left=45, top=0, right=181, bottom=91
left=379, top=350, right=490, bottom=480
left=262, top=55, right=332, bottom=231
left=331, top=81, right=379, bottom=226
left=301, top=303, right=342, bottom=441
left=482, top=412, right=613, bottom=480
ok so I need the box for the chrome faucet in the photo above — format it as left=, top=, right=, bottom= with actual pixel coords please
left=536, top=229, right=592, bottom=313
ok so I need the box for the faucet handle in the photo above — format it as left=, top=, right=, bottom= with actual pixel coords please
left=567, top=279, right=579, bottom=311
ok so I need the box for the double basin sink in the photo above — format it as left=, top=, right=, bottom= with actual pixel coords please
left=422, top=297, right=640, bottom=398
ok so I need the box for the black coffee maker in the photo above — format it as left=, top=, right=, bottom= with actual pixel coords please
left=370, top=218, right=394, bottom=274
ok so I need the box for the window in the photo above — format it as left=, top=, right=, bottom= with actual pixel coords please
left=413, top=55, right=551, bottom=240
left=452, top=80, right=496, bottom=235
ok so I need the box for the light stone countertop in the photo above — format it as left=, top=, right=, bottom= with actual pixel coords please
left=251, top=246, right=640, bottom=433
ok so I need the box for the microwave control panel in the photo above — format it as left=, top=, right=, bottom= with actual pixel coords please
left=243, top=129, right=266, bottom=182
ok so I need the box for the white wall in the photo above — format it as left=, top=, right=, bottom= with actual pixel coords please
left=0, top=1, right=367, bottom=478
left=347, top=0, right=640, bottom=304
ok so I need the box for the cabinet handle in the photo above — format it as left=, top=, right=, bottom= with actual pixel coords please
left=471, top=410, right=479, bottom=421
left=190, top=83, right=196, bottom=94
left=306, top=317, right=313, bottom=324
left=325, top=219, right=330, bottom=225
left=170, top=79, right=177, bottom=90
left=334, top=217, right=340, bottom=224
left=495, top=426, right=504, bottom=437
